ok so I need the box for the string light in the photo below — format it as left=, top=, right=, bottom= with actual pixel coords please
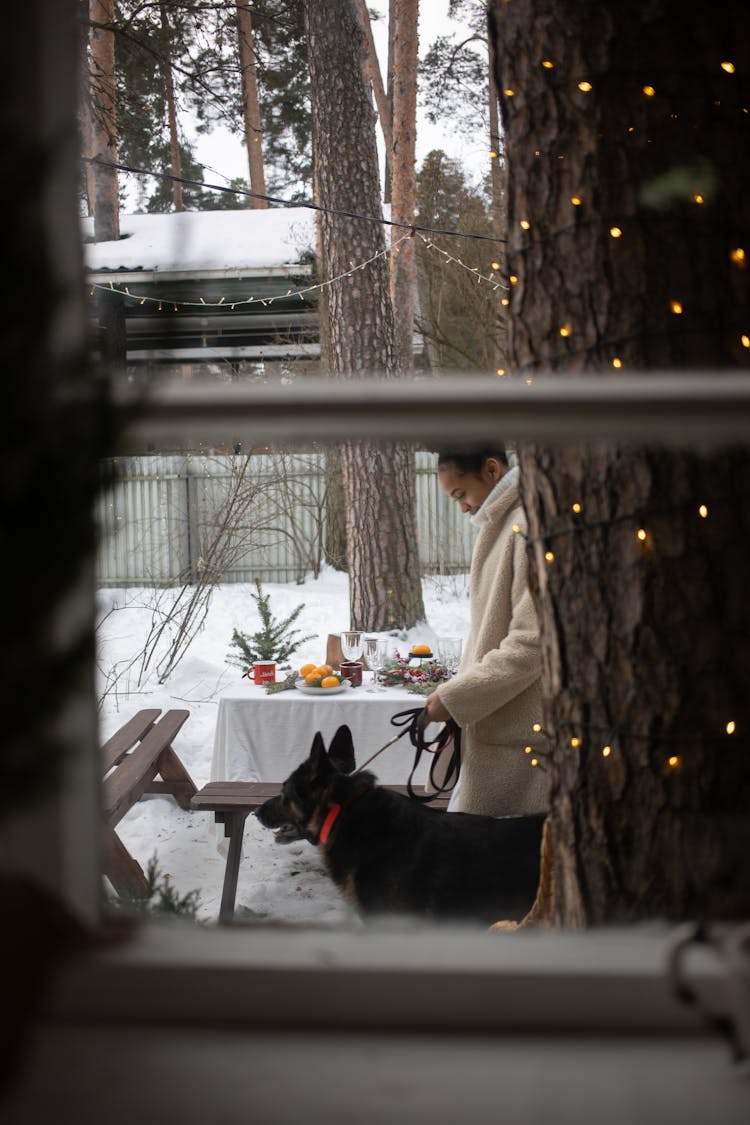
left=541, top=59, right=555, bottom=69
left=520, top=219, right=531, bottom=230
left=698, top=504, right=708, bottom=518
left=742, top=335, right=750, bottom=348
left=559, top=324, right=572, bottom=337
left=609, top=226, right=623, bottom=238
left=601, top=745, right=612, bottom=757
left=570, top=195, right=582, bottom=206
left=545, top=549, right=555, bottom=563
left=504, top=88, right=515, bottom=97
left=670, top=300, right=683, bottom=314
left=496, top=368, right=506, bottom=376
left=643, top=85, right=656, bottom=97
left=667, top=755, right=680, bottom=768
left=572, top=502, right=582, bottom=514
left=524, top=745, right=533, bottom=754
left=612, top=356, right=623, bottom=368
left=720, top=61, right=736, bottom=74
left=637, top=527, right=648, bottom=541
left=730, top=247, right=746, bottom=265
left=691, top=193, right=705, bottom=205
left=532, top=723, right=543, bottom=733
left=726, top=721, right=736, bottom=735
left=509, top=275, right=518, bottom=285
left=512, top=523, right=522, bottom=534
left=577, top=81, right=593, bottom=93
left=570, top=737, right=581, bottom=748
left=491, top=260, right=501, bottom=270
left=530, top=758, right=539, bottom=767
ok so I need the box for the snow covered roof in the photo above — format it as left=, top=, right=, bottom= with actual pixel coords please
left=83, top=208, right=317, bottom=277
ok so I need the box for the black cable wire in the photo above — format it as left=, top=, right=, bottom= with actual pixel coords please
left=83, top=156, right=508, bottom=245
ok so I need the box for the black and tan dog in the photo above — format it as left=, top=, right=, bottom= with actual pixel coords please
left=255, top=724, right=545, bottom=925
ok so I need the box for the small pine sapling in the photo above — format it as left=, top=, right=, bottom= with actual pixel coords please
left=227, top=578, right=316, bottom=674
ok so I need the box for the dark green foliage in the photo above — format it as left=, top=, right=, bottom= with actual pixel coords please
left=106, top=854, right=201, bottom=919
left=227, top=578, right=315, bottom=672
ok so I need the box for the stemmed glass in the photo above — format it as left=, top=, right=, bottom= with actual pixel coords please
left=437, top=636, right=463, bottom=675
left=363, top=636, right=386, bottom=691
left=340, top=630, right=364, bottom=664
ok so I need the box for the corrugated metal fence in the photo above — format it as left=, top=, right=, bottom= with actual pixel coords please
left=96, top=451, right=476, bottom=587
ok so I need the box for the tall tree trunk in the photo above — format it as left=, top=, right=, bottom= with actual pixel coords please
left=355, top=0, right=393, bottom=160
left=390, top=0, right=419, bottom=371
left=302, top=0, right=425, bottom=631
left=384, top=0, right=396, bottom=204
left=160, top=1, right=183, bottom=212
left=490, top=0, right=750, bottom=924
left=89, top=0, right=118, bottom=240
left=487, top=30, right=505, bottom=373
left=89, top=0, right=124, bottom=366
left=236, top=0, right=268, bottom=207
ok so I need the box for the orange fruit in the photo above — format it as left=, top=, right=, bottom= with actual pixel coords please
left=317, top=664, right=333, bottom=676
left=320, top=675, right=341, bottom=689
left=299, top=663, right=316, bottom=677
left=412, top=644, right=431, bottom=655
left=305, top=671, right=323, bottom=685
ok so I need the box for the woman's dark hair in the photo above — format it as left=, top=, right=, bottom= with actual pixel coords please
left=436, top=446, right=508, bottom=474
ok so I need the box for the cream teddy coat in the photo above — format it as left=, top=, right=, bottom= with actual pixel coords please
left=437, top=467, right=549, bottom=817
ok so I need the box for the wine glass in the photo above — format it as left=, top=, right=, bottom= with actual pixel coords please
left=437, top=636, right=463, bottom=675
left=363, top=636, right=383, bottom=690
left=340, top=630, right=364, bottom=664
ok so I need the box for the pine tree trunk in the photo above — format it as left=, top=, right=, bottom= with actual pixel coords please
left=302, top=0, right=426, bottom=631
left=390, top=0, right=418, bottom=371
left=160, top=2, right=183, bottom=212
left=490, top=0, right=750, bottom=924
left=237, top=1, right=268, bottom=207
left=355, top=0, right=393, bottom=158
left=89, top=0, right=118, bottom=240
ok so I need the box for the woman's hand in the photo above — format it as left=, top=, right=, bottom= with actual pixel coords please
left=423, top=690, right=452, bottom=724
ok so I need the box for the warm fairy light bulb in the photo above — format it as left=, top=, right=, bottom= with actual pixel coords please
left=571, top=737, right=581, bottom=748
left=570, top=195, right=582, bottom=206
left=496, top=368, right=506, bottom=376
left=643, top=85, right=656, bottom=97
left=670, top=300, right=683, bottom=314
left=520, top=219, right=531, bottom=229
left=730, top=247, right=746, bottom=265
left=637, top=528, right=648, bottom=541
left=610, top=226, right=623, bottom=238
left=726, top=721, right=736, bottom=734
left=545, top=550, right=555, bottom=563
left=602, top=745, right=612, bottom=757
left=491, top=260, right=501, bottom=270
left=692, top=194, right=705, bottom=204
left=530, top=758, right=539, bottom=767
left=504, top=88, right=515, bottom=97
left=526, top=378, right=533, bottom=385
left=541, top=59, right=555, bottom=69
left=572, top=502, right=582, bottom=513
left=578, top=81, right=593, bottom=92
left=559, top=324, right=572, bottom=337
left=742, top=334, right=750, bottom=348
left=510, top=274, right=518, bottom=284
left=698, top=504, right=708, bottom=518
left=613, top=357, right=623, bottom=368
left=490, top=149, right=498, bottom=158
left=721, top=61, right=736, bottom=74
left=501, top=297, right=510, bottom=306
left=524, top=745, right=532, bottom=754
left=532, top=723, right=543, bottom=733
left=668, top=755, right=680, bottom=768
left=512, top=523, right=522, bottom=534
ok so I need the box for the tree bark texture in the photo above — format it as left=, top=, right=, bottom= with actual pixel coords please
left=237, top=1, right=268, bottom=207
left=490, top=0, right=750, bottom=924
left=89, top=0, right=119, bottom=240
left=355, top=0, right=393, bottom=158
left=302, top=0, right=425, bottom=630
left=389, top=0, right=419, bottom=371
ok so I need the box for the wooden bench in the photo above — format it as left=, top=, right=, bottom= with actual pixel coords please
left=191, top=781, right=449, bottom=923
left=102, top=708, right=196, bottom=899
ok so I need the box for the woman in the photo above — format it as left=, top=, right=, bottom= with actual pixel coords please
left=423, top=447, right=548, bottom=817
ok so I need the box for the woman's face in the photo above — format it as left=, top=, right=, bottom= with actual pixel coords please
left=438, top=457, right=506, bottom=515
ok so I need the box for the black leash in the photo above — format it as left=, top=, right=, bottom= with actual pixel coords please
left=389, top=707, right=461, bottom=801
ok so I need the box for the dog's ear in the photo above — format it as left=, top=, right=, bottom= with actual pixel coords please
left=309, top=730, right=329, bottom=768
left=327, top=725, right=356, bottom=775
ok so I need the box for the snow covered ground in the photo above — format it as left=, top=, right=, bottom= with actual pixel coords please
left=97, top=566, right=471, bottom=925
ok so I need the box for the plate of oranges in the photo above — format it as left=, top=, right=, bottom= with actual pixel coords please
left=295, top=663, right=351, bottom=695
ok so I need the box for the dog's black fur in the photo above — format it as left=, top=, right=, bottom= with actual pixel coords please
left=256, top=725, right=545, bottom=925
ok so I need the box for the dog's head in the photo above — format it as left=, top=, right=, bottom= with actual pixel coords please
left=255, top=725, right=357, bottom=844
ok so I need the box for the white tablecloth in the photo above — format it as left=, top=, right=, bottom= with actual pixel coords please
left=211, top=682, right=433, bottom=787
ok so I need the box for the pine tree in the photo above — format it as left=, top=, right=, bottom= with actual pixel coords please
left=226, top=579, right=315, bottom=672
